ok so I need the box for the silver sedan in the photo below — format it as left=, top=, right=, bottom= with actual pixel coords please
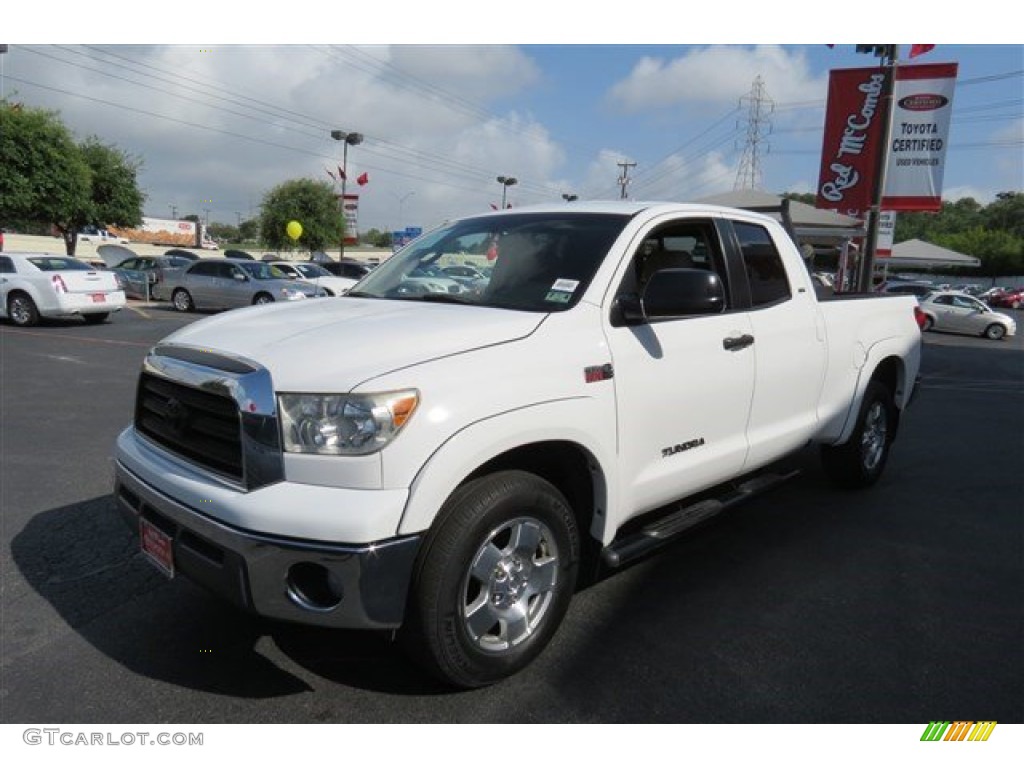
left=919, top=291, right=1017, bottom=340
left=168, top=259, right=324, bottom=312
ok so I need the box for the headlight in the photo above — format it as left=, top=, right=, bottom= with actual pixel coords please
left=280, top=287, right=308, bottom=299
left=279, top=390, right=419, bottom=455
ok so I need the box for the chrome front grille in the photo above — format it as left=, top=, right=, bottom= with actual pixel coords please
left=133, top=345, right=284, bottom=490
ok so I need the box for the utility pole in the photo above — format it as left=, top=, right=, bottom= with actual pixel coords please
left=734, top=76, right=774, bottom=190
left=856, top=44, right=899, bottom=293
left=616, top=161, right=636, bottom=199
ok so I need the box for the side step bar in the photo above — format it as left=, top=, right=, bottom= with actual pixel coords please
left=601, top=469, right=801, bottom=569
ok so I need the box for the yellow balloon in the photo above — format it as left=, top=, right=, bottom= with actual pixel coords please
left=286, top=220, right=303, bottom=240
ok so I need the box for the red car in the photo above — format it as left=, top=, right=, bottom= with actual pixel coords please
left=990, top=288, right=1024, bottom=310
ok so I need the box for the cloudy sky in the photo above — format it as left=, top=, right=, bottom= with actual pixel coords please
left=4, top=8, right=1021, bottom=236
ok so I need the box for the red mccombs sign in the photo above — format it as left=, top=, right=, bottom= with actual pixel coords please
left=816, top=62, right=958, bottom=216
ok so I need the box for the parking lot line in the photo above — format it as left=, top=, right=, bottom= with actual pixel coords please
left=0, top=328, right=152, bottom=347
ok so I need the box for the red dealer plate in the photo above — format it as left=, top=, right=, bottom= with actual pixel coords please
left=91, top=293, right=106, bottom=302
left=140, top=518, right=174, bottom=578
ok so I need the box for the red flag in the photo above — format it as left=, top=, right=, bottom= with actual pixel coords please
left=337, top=166, right=346, bottom=181
left=356, top=172, right=369, bottom=186
left=909, top=44, right=935, bottom=59
left=325, top=168, right=336, bottom=182
left=489, top=203, right=498, bottom=210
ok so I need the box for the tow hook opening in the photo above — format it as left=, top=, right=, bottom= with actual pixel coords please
left=286, top=562, right=344, bottom=612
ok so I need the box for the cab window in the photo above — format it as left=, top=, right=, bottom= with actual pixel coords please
left=732, top=221, right=791, bottom=307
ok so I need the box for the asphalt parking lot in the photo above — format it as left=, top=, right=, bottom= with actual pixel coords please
left=1, top=302, right=1021, bottom=724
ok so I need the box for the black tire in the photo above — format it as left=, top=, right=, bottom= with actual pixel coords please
left=172, top=289, right=194, bottom=312
left=821, top=380, right=897, bottom=489
left=253, top=293, right=274, bottom=305
left=7, top=292, right=40, bottom=327
left=984, top=323, right=1006, bottom=341
left=921, top=316, right=934, bottom=332
left=401, top=470, right=580, bottom=688
left=83, top=312, right=109, bottom=325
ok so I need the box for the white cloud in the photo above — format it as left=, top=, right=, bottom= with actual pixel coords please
left=607, top=45, right=827, bottom=111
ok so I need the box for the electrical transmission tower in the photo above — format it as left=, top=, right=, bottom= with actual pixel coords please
left=734, top=76, right=774, bottom=190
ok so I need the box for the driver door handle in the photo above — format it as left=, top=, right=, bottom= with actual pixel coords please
left=722, top=334, right=755, bottom=351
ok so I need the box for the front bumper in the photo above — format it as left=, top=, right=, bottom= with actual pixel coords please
left=114, top=460, right=422, bottom=629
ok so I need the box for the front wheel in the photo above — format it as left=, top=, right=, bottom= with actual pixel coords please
left=253, top=293, right=274, bottom=305
left=172, top=289, right=194, bottom=312
left=921, top=316, right=934, bottom=332
left=984, top=323, right=1006, bottom=341
left=401, top=470, right=580, bottom=688
left=821, top=380, right=897, bottom=489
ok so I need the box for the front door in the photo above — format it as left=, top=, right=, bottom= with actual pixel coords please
left=605, top=217, right=756, bottom=520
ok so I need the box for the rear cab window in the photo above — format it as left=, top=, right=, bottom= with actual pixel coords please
left=731, top=221, right=792, bottom=308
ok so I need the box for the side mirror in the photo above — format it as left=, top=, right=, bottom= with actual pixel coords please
left=643, top=268, right=726, bottom=319
left=233, top=272, right=248, bottom=282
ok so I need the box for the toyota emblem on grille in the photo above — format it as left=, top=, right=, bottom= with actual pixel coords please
left=164, top=397, right=191, bottom=437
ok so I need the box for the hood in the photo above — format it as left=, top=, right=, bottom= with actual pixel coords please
left=158, top=297, right=546, bottom=391
left=96, top=243, right=139, bottom=267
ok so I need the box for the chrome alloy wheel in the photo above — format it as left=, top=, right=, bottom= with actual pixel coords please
left=9, top=296, right=33, bottom=325
left=461, top=517, right=560, bottom=653
left=860, top=400, right=888, bottom=471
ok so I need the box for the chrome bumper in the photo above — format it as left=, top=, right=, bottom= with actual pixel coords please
left=114, top=461, right=421, bottom=630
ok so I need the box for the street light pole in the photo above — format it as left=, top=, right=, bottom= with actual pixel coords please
left=331, top=129, right=364, bottom=258
left=497, top=175, right=517, bottom=209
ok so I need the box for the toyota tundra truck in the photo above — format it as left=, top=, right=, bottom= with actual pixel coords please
left=113, top=202, right=921, bottom=687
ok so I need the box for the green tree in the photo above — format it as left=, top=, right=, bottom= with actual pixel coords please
left=258, top=178, right=343, bottom=252
left=238, top=219, right=260, bottom=243
left=363, top=227, right=392, bottom=248
left=983, top=192, right=1024, bottom=239
left=1, top=102, right=90, bottom=248
left=0, top=103, right=145, bottom=255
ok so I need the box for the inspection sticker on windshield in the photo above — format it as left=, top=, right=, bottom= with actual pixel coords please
left=544, top=279, right=578, bottom=304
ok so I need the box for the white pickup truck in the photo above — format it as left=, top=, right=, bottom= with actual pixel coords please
left=114, top=202, right=921, bottom=687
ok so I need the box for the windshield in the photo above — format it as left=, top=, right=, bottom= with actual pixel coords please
left=294, top=263, right=330, bottom=278
left=237, top=262, right=286, bottom=280
left=353, top=212, right=629, bottom=311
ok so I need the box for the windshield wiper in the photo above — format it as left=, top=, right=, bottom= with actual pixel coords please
left=416, top=293, right=475, bottom=304
left=344, top=290, right=381, bottom=299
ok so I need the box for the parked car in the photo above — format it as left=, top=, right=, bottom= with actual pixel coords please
left=167, top=258, right=324, bottom=312
left=988, top=287, right=1024, bottom=310
left=877, top=280, right=935, bottom=298
left=224, top=249, right=256, bottom=260
left=267, top=261, right=356, bottom=296
left=317, top=258, right=374, bottom=281
left=977, top=286, right=1011, bottom=305
left=111, top=255, right=194, bottom=300
left=78, top=226, right=129, bottom=244
left=164, top=248, right=200, bottom=261
left=919, top=291, right=1017, bottom=340
left=0, top=252, right=126, bottom=326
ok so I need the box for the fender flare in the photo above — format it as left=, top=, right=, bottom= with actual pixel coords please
left=396, top=398, right=615, bottom=542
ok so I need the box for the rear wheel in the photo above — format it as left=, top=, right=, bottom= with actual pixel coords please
left=172, top=289, right=194, bottom=312
left=402, top=470, right=579, bottom=688
left=7, top=293, right=39, bottom=327
left=821, top=380, right=897, bottom=489
left=984, top=323, right=1007, bottom=341
left=83, top=312, right=109, bottom=325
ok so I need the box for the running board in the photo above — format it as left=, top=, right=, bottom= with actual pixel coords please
left=601, top=469, right=801, bottom=569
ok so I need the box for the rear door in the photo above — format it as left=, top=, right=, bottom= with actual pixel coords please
left=720, top=218, right=827, bottom=469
